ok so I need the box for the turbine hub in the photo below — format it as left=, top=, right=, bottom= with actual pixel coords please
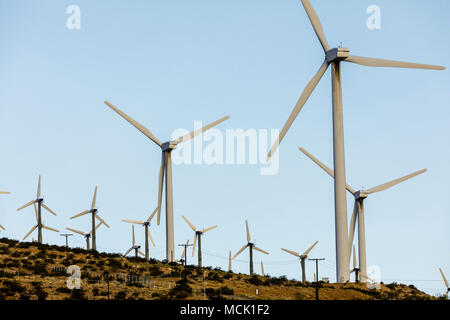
left=161, top=141, right=177, bottom=151
left=355, top=191, right=368, bottom=200
left=36, top=198, right=43, bottom=203
left=326, top=47, right=350, bottom=63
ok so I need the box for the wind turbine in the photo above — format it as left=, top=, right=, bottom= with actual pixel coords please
left=123, top=224, right=145, bottom=259
left=299, top=146, right=427, bottom=281
left=266, top=0, right=444, bottom=282
left=440, top=268, right=449, bottom=299
left=66, top=221, right=104, bottom=250
left=228, top=251, right=232, bottom=272
left=281, top=240, right=318, bottom=283
left=181, top=215, right=217, bottom=268
left=0, top=189, right=9, bottom=232
left=17, top=176, right=58, bottom=243
left=261, top=261, right=265, bottom=277
left=104, top=100, right=229, bottom=262
left=350, top=245, right=359, bottom=283
left=232, top=220, right=269, bottom=275
left=122, top=207, right=158, bottom=260
left=70, top=186, right=110, bottom=251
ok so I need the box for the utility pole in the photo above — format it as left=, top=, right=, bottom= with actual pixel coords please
left=60, top=233, right=73, bottom=260
left=309, top=258, right=325, bottom=301
left=178, top=243, right=192, bottom=285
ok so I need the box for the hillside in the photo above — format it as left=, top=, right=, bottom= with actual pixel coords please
left=0, top=238, right=439, bottom=300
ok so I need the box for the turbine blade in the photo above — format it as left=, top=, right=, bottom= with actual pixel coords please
left=267, top=61, right=329, bottom=160
left=192, top=234, right=197, bottom=257
left=104, top=101, right=162, bottom=146
left=70, top=210, right=90, bottom=219
left=66, top=227, right=85, bottom=236
left=41, top=203, right=57, bottom=216
left=172, top=116, right=230, bottom=145
left=33, top=203, right=38, bottom=221
left=123, top=247, right=133, bottom=257
left=23, top=225, right=37, bottom=240
left=146, top=207, right=159, bottom=223
left=359, top=271, right=374, bottom=282
left=348, top=201, right=358, bottom=258
left=299, top=147, right=356, bottom=194
left=181, top=215, right=196, bottom=232
left=300, top=0, right=330, bottom=52
left=261, top=261, right=264, bottom=276
left=156, top=152, right=166, bottom=225
left=353, top=245, right=357, bottom=269
left=0, top=224, right=5, bottom=230
left=364, top=169, right=427, bottom=194
left=253, top=246, right=269, bottom=255
left=95, top=215, right=110, bottom=228
left=95, top=221, right=103, bottom=230
left=91, top=186, right=97, bottom=209
left=232, top=245, right=248, bottom=259
left=201, top=225, right=218, bottom=234
left=148, top=229, right=156, bottom=247
left=122, top=219, right=144, bottom=224
left=440, top=268, right=449, bottom=289
left=281, top=248, right=300, bottom=257
left=0, top=191, right=10, bottom=194
left=17, top=200, right=35, bottom=211
left=344, top=56, right=445, bottom=70
left=138, top=250, right=145, bottom=257
left=42, top=225, right=59, bottom=232
left=245, top=220, right=251, bottom=242
left=37, top=175, right=41, bottom=198
left=302, top=240, right=319, bottom=257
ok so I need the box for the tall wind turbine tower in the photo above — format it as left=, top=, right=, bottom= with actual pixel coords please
left=0, top=189, right=10, bottom=232
left=181, top=215, right=217, bottom=268
left=17, top=176, right=59, bottom=243
left=300, top=146, right=426, bottom=281
left=232, top=220, right=269, bottom=275
left=70, top=186, right=110, bottom=250
left=266, top=0, right=444, bottom=282
left=281, top=240, right=318, bottom=283
left=104, top=100, right=229, bottom=261
left=122, top=207, right=158, bottom=260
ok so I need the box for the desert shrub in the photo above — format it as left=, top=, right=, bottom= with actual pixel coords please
left=168, top=279, right=193, bottom=299
left=115, top=290, right=127, bottom=300
left=11, top=251, right=22, bottom=258
left=149, top=265, right=163, bottom=277
left=205, top=286, right=234, bottom=300
left=66, top=288, right=87, bottom=300
left=222, top=272, right=233, bottom=280
left=207, top=271, right=223, bottom=282
left=246, top=275, right=263, bottom=286
left=107, top=258, right=123, bottom=270
left=56, top=287, right=71, bottom=294
left=19, top=292, right=31, bottom=300
left=2, top=279, right=26, bottom=293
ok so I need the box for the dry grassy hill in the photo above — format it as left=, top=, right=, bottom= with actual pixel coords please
left=0, top=238, right=440, bottom=300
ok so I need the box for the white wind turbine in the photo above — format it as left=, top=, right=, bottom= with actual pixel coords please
left=70, top=186, right=110, bottom=251
left=232, top=220, right=269, bottom=276
left=0, top=189, right=10, bottom=232
left=104, top=100, right=229, bottom=262
left=266, top=0, right=444, bottom=282
left=123, top=224, right=145, bottom=259
left=281, top=240, right=318, bottom=283
left=66, top=221, right=104, bottom=250
left=17, top=176, right=59, bottom=243
left=122, top=207, right=158, bottom=261
left=440, top=268, right=449, bottom=299
left=181, top=215, right=217, bottom=268
left=299, top=146, right=427, bottom=281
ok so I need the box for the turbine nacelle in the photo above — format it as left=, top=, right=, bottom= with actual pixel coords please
left=354, top=191, right=368, bottom=200
left=326, top=47, right=350, bottom=63
left=161, top=141, right=177, bottom=151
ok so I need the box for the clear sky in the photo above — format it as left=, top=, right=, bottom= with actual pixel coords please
left=0, top=0, right=449, bottom=296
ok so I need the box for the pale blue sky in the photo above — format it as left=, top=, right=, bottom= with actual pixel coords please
left=0, top=0, right=449, bottom=296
